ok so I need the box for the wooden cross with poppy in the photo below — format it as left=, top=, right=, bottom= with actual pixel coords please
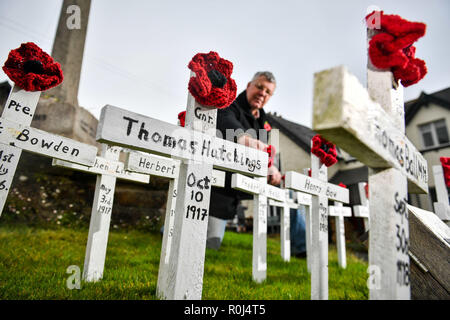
left=96, top=52, right=268, bottom=300
left=0, top=43, right=97, bottom=216
left=312, top=13, right=429, bottom=299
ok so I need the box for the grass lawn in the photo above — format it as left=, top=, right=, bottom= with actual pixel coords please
left=0, top=224, right=369, bottom=300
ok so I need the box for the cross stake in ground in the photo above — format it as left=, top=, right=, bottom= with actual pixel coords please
left=328, top=201, right=352, bottom=269
left=96, top=95, right=267, bottom=299
left=125, top=149, right=226, bottom=296
left=231, top=172, right=286, bottom=281
left=353, top=182, right=370, bottom=232
left=312, top=31, right=428, bottom=300
left=52, top=144, right=150, bottom=282
left=0, top=86, right=97, bottom=216
left=285, top=163, right=349, bottom=300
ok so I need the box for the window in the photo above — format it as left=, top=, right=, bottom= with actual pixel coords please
left=419, top=119, right=449, bottom=148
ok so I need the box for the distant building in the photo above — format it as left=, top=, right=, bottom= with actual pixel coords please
left=405, top=87, right=450, bottom=211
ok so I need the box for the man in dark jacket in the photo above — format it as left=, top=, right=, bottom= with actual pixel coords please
left=206, top=71, right=282, bottom=249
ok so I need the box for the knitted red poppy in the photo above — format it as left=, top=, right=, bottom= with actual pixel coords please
left=338, top=183, right=347, bottom=189
left=264, top=145, right=276, bottom=168
left=2, top=42, right=63, bottom=91
left=188, top=51, right=237, bottom=109
left=178, top=110, right=186, bottom=127
left=440, top=157, right=450, bottom=188
left=365, top=11, right=427, bottom=87
left=364, top=183, right=369, bottom=199
left=311, top=134, right=338, bottom=167
left=264, top=121, right=272, bottom=132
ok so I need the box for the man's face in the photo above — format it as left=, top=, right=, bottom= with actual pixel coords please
left=246, top=76, right=276, bottom=110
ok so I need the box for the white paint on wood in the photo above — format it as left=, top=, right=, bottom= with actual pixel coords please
left=52, top=156, right=149, bottom=183
left=232, top=173, right=290, bottom=278
left=96, top=105, right=268, bottom=177
left=310, top=153, right=329, bottom=300
left=0, top=116, right=97, bottom=166
left=159, top=94, right=217, bottom=300
left=353, top=182, right=370, bottom=232
left=369, top=168, right=410, bottom=299
left=0, top=144, right=21, bottom=216
left=126, top=151, right=180, bottom=179
left=407, top=204, right=450, bottom=247
left=268, top=193, right=298, bottom=262
left=253, top=177, right=267, bottom=281
left=285, top=171, right=349, bottom=203
left=0, top=86, right=41, bottom=214
left=329, top=202, right=351, bottom=269
left=82, top=144, right=121, bottom=282
left=432, top=165, right=450, bottom=221
left=312, top=65, right=428, bottom=194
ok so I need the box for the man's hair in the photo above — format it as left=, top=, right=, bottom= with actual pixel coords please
left=251, top=71, right=276, bottom=84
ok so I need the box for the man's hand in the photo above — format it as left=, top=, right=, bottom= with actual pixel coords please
left=267, top=165, right=282, bottom=186
left=237, top=134, right=267, bottom=151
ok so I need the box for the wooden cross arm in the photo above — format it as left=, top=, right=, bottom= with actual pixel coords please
left=96, top=105, right=268, bottom=177
left=52, top=157, right=149, bottom=183
left=268, top=198, right=298, bottom=209
left=125, top=150, right=225, bottom=187
left=296, top=191, right=312, bottom=206
left=328, top=205, right=352, bottom=217
left=285, top=171, right=349, bottom=203
left=353, top=205, right=370, bottom=218
left=0, top=116, right=97, bottom=166
left=312, top=65, right=428, bottom=194
left=231, top=173, right=285, bottom=201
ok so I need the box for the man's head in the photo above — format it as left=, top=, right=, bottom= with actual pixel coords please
left=246, top=71, right=276, bottom=111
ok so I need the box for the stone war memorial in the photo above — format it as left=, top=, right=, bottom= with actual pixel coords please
left=0, top=0, right=449, bottom=304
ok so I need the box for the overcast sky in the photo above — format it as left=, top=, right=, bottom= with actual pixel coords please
left=1, top=0, right=449, bottom=128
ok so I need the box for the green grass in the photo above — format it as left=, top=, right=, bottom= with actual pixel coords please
left=0, top=225, right=368, bottom=300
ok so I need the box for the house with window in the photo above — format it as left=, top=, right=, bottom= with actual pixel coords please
left=405, top=87, right=450, bottom=211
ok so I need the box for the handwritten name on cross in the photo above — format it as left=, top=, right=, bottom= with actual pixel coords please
left=96, top=96, right=267, bottom=299
left=0, top=86, right=97, bottom=216
left=432, top=165, right=450, bottom=222
left=312, top=30, right=429, bottom=300
left=285, top=161, right=349, bottom=300
left=231, top=173, right=285, bottom=282
left=52, top=144, right=149, bottom=282
left=124, top=150, right=225, bottom=297
left=353, top=182, right=370, bottom=232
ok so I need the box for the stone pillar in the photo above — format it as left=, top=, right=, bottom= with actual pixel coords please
left=47, top=0, right=91, bottom=107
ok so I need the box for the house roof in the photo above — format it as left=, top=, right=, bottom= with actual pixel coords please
left=0, top=81, right=11, bottom=90
left=329, top=166, right=368, bottom=186
left=405, top=87, right=450, bottom=125
left=266, top=112, right=351, bottom=161
left=266, top=112, right=316, bottom=153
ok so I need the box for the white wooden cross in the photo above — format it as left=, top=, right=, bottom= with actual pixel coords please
left=52, top=144, right=149, bottom=282
left=231, top=173, right=285, bottom=282
left=328, top=201, right=352, bottom=269
left=312, top=30, right=428, bottom=300
left=432, top=165, right=450, bottom=222
left=294, top=190, right=312, bottom=271
left=124, top=150, right=226, bottom=297
left=96, top=91, right=267, bottom=299
left=285, top=160, right=349, bottom=300
left=353, top=182, right=370, bottom=232
left=268, top=189, right=300, bottom=262
left=0, top=86, right=97, bottom=216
